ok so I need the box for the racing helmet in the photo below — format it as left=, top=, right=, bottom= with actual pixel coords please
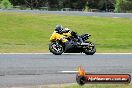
left=55, top=25, right=63, bottom=33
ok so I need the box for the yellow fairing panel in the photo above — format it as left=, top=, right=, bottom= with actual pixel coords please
left=50, top=32, right=68, bottom=43
left=63, top=33, right=71, bottom=37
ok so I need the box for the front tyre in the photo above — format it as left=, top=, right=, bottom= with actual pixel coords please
left=49, top=42, right=64, bottom=55
left=83, top=42, right=96, bottom=55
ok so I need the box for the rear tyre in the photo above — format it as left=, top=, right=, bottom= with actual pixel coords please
left=83, top=42, right=96, bottom=55
left=49, top=42, right=64, bottom=55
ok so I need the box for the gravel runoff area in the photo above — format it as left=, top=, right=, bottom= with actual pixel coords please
left=0, top=10, right=132, bottom=18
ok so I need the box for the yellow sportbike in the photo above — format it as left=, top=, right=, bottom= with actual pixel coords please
left=49, top=31, right=96, bottom=55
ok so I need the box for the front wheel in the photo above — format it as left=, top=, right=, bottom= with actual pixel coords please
left=83, top=42, right=96, bottom=55
left=49, top=42, right=64, bottom=55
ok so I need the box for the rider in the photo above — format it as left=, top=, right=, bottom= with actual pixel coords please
left=50, top=24, right=83, bottom=41
left=50, top=25, right=68, bottom=43
left=50, top=25, right=72, bottom=51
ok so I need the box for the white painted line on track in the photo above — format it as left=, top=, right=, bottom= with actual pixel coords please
left=58, top=71, right=78, bottom=74
left=96, top=53, right=132, bottom=54
left=0, top=53, right=51, bottom=54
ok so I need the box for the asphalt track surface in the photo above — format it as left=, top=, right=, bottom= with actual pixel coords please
left=0, top=53, right=132, bottom=87
left=0, top=10, right=132, bottom=18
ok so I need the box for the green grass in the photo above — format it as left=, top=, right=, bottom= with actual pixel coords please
left=63, top=84, right=132, bottom=88
left=0, top=12, right=132, bottom=53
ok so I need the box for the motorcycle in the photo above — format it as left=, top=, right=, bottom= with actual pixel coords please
left=49, top=32, right=96, bottom=55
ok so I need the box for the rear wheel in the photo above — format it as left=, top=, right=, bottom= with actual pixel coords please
left=49, top=42, right=64, bottom=55
left=83, top=42, right=96, bottom=55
